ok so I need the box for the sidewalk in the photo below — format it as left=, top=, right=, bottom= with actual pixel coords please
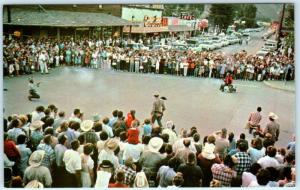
left=263, top=80, right=295, bottom=92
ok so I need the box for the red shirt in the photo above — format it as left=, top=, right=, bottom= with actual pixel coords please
left=127, top=128, right=139, bottom=144
left=4, top=140, right=20, bottom=158
left=108, top=183, right=129, bottom=188
left=126, top=113, right=134, bottom=128
left=224, top=76, right=233, bottom=85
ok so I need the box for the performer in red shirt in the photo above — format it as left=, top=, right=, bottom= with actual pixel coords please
left=220, top=73, right=234, bottom=92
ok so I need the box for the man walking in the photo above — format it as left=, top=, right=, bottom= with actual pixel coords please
left=151, top=92, right=166, bottom=128
left=247, top=107, right=262, bottom=135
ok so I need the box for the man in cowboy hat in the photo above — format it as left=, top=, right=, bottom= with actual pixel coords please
left=151, top=91, right=166, bottom=128
left=139, top=137, right=164, bottom=186
left=23, top=150, right=52, bottom=187
left=79, top=120, right=99, bottom=144
left=264, top=112, right=280, bottom=142
left=98, top=139, right=120, bottom=170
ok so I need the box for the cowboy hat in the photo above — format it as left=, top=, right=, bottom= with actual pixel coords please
left=148, top=137, right=163, bottom=153
left=154, top=91, right=159, bottom=97
left=268, top=112, right=278, bottom=120
left=80, top=120, right=94, bottom=132
left=92, top=114, right=101, bottom=122
left=104, top=139, right=119, bottom=152
left=29, top=150, right=45, bottom=167
left=201, top=143, right=216, bottom=160
left=25, top=180, right=44, bottom=188
left=30, top=120, right=44, bottom=131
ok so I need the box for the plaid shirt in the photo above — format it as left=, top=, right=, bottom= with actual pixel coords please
left=211, top=163, right=237, bottom=187
left=234, top=152, right=251, bottom=176
left=117, top=165, right=136, bottom=186
left=248, top=112, right=262, bottom=126
left=37, top=143, right=55, bottom=168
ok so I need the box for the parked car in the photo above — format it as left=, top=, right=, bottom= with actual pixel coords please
left=171, top=43, right=189, bottom=51
left=128, top=43, right=149, bottom=50
left=256, top=50, right=269, bottom=58
left=264, top=40, right=277, bottom=51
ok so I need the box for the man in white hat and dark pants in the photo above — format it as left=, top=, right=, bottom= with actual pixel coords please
left=264, top=112, right=280, bottom=142
left=151, top=92, right=166, bottom=128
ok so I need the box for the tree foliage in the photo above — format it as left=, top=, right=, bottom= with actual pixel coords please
left=235, top=4, right=257, bottom=28
left=163, top=4, right=204, bottom=18
left=209, top=4, right=234, bottom=30
left=284, top=4, right=294, bottom=48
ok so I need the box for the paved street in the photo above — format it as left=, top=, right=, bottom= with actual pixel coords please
left=214, top=29, right=267, bottom=55
left=3, top=67, right=295, bottom=147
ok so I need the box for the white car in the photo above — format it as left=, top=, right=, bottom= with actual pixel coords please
left=128, top=43, right=149, bottom=51
left=256, top=50, right=269, bottom=58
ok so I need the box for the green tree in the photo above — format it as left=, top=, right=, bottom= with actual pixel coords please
left=284, top=4, right=294, bottom=48
left=209, top=4, right=234, bottom=30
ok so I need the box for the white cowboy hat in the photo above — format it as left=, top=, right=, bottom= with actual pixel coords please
left=268, top=112, right=278, bottom=120
left=80, top=120, right=94, bottom=132
left=104, top=139, right=119, bottom=152
left=202, top=143, right=216, bottom=160
left=154, top=91, right=159, bottom=97
left=25, top=180, right=44, bottom=188
left=29, top=150, right=45, bottom=167
left=30, top=120, right=44, bottom=131
left=148, top=137, right=163, bottom=153
left=166, top=120, right=174, bottom=129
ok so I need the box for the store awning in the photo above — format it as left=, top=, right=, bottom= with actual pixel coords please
left=123, top=26, right=169, bottom=34
left=3, top=8, right=136, bottom=27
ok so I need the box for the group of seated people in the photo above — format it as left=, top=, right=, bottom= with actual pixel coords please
left=3, top=104, right=296, bottom=188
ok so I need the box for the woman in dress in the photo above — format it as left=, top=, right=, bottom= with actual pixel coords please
left=81, top=143, right=95, bottom=187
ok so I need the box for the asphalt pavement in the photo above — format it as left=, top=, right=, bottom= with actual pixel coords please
left=3, top=67, right=295, bottom=147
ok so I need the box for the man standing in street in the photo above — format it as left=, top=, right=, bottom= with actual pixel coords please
left=264, top=112, right=280, bottom=142
left=151, top=92, right=166, bottom=128
left=39, top=50, right=49, bottom=74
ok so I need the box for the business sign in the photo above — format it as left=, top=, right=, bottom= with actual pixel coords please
left=198, top=19, right=208, bottom=29
left=144, top=15, right=162, bottom=27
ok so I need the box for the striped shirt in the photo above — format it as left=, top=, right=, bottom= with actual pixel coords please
left=248, top=112, right=262, bottom=126
left=37, top=143, right=55, bottom=168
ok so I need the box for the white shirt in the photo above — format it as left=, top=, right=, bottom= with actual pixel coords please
left=257, top=155, right=280, bottom=169
left=242, top=172, right=257, bottom=187
left=31, top=111, right=45, bottom=122
left=123, top=143, right=144, bottom=162
left=63, top=149, right=82, bottom=174
left=98, top=149, right=119, bottom=169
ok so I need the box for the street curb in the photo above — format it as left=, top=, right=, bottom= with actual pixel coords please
left=263, top=80, right=295, bottom=92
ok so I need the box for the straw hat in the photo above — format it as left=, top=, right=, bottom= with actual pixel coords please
left=25, top=180, right=44, bottom=188
left=29, top=150, right=45, bottom=167
left=268, top=112, right=278, bottom=120
left=148, top=137, right=163, bottom=153
left=202, top=143, right=216, bottom=160
left=104, top=139, right=119, bottom=152
left=30, top=120, right=44, bottom=131
left=80, top=120, right=94, bottom=132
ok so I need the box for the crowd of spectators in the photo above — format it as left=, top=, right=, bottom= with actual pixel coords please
left=4, top=104, right=296, bottom=188
left=3, top=36, right=295, bottom=81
